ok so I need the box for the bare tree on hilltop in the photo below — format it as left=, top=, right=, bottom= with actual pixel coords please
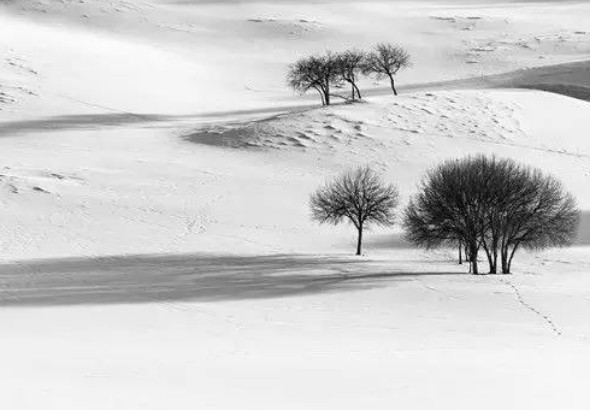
left=362, top=43, right=411, bottom=96
left=310, top=167, right=399, bottom=256
left=334, top=50, right=365, bottom=101
left=287, top=44, right=411, bottom=103
left=287, top=53, right=339, bottom=106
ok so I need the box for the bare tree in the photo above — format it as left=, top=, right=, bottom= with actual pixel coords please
left=404, top=155, right=580, bottom=275
left=362, top=43, right=411, bottom=96
left=334, top=50, right=365, bottom=101
left=310, top=167, right=399, bottom=256
left=403, top=158, right=488, bottom=274
left=287, top=53, right=339, bottom=106
left=493, top=165, right=579, bottom=274
left=451, top=156, right=578, bottom=274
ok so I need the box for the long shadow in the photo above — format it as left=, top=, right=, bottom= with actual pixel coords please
left=367, top=59, right=590, bottom=102
left=0, top=104, right=315, bottom=136
left=0, top=113, right=170, bottom=136
left=0, top=253, right=464, bottom=307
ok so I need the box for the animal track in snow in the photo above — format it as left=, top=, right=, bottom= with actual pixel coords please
left=500, top=278, right=562, bottom=337
left=0, top=168, right=85, bottom=198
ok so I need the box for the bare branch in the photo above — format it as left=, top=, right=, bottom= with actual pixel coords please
left=310, top=167, right=399, bottom=255
left=362, top=43, right=411, bottom=96
left=404, top=155, right=579, bottom=274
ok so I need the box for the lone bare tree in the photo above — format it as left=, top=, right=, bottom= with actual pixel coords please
left=334, top=50, right=365, bottom=101
left=287, top=53, right=339, bottom=106
left=362, top=43, right=411, bottom=96
left=404, top=155, right=579, bottom=275
left=310, top=167, right=399, bottom=256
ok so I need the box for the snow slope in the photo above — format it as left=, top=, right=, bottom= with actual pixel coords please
left=2, top=0, right=590, bottom=115
left=0, top=90, right=588, bottom=260
left=0, top=1, right=590, bottom=409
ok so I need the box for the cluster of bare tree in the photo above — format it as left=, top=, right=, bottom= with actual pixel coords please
left=404, top=156, right=579, bottom=274
left=310, top=156, right=579, bottom=274
left=287, top=43, right=411, bottom=106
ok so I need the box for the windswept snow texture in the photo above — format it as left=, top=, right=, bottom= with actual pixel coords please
left=1, top=1, right=590, bottom=409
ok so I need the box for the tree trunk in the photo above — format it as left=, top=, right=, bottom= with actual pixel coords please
left=486, top=245, right=497, bottom=274
left=388, top=74, right=398, bottom=96
left=506, top=244, right=520, bottom=274
left=471, top=256, right=479, bottom=275
left=482, top=240, right=495, bottom=273
left=356, top=225, right=363, bottom=256
left=323, top=79, right=331, bottom=106
left=458, top=243, right=463, bottom=265
left=501, top=243, right=516, bottom=274
left=492, top=242, right=498, bottom=274
left=470, top=242, right=479, bottom=275
left=501, top=248, right=509, bottom=274
left=485, top=251, right=495, bottom=273
left=349, top=82, right=356, bottom=100
left=315, top=87, right=325, bottom=106
left=353, top=83, right=362, bottom=99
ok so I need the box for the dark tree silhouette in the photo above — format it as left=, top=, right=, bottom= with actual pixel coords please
left=362, top=43, right=411, bottom=96
left=287, top=53, right=339, bottom=106
left=403, top=157, right=488, bottom=274
left=310, top=167, right=399, bottom=256
left=334, top=50, right=365, bottom=101
left=404, top=155, right=579, bottom=275
left=492, top=164, right=579, bottom=274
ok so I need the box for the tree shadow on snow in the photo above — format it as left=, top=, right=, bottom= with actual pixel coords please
left=0, top=113, right=169, bottom=135
left=0, top=253, right=464, bottom=307
left=0, top=105, right=314, bottom=136
left=365, top=233, right=414, bottom=250
left=573, top=211, right=590, bottom=247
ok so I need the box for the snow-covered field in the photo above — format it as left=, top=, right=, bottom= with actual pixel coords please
left=1, top=0, right=590, bottom=409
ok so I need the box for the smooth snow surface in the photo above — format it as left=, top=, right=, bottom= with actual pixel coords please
left=1, top=1, right=590, bottom=409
